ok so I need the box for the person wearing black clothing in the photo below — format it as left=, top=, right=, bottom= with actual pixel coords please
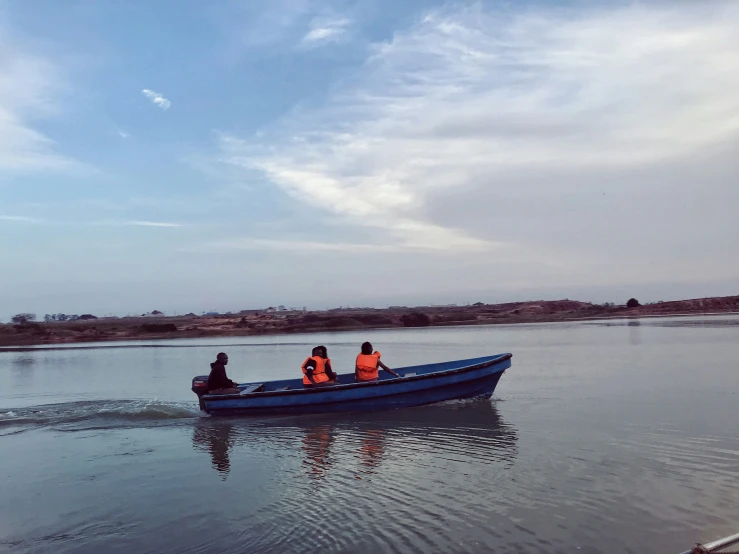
left=302, top=346, right=338, bottom=387
left=208, top=352, right=240, bottom=394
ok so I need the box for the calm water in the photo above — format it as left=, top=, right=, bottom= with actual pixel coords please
left=1, top=316, right=738, bottom=553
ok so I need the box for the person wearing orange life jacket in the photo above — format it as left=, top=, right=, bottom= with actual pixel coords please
left=355, top=342, right=401, bottom=382
left=317, top=345, right=338, bottom=383
left=302, top=346, right=338, bottom=388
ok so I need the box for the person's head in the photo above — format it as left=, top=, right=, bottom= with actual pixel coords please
left=216, top=352, right=229, bottom=365
left=319, top=345, right=328, bottom=358
left=311, top=346, right=323, bottom=357
left=361, top=342, right=373, bottom=355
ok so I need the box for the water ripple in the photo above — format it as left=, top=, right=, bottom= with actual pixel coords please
left=186, top=401, right=519, bottom=553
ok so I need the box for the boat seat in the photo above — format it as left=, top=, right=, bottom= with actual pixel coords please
left=274, top=386, right=291, bottom=391
left=240, top=383, right=265, bottom=394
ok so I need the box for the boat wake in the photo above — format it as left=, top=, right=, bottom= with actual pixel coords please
left=0, top=400, right=202, bottom=434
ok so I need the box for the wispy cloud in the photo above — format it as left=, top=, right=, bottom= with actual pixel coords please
left=141, top=89, right=171, bottom=110
left=301, top=17, right=350, bottom=47
left=0, top=215, right=41, bottom=223
left=201, top=236, right=476, bottom=253
left=124, top=220, right=182, bottom=228
left=0, top=28, right=84, bottom=174
left=218, top=135, right=491, bottom=251
left=206, top=237, right=394, bottom=252
left=0, top=217, right=184, bottom=227
left=226, top=0, right=311, bottom=48
left=118, top=130, right=129, bottom=139
left=221, top=2, right=354, bottom=52
left=217, top=1, right=739, bottom=263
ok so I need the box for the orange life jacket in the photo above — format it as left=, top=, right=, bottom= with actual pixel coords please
left=302, top=355, right=329, bottom=385
left=356, top=351, right=381, bottom=381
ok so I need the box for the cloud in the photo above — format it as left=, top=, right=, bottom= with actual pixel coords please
left=227, top=0, right=312, bottom=48
left=202, top=236, right=497, bottom=253
left=0, top=216, right=183, bottom=227
left=206, top=237, right=395, bottom=252
left=0, top=215, right=40, bottom=223
left=0, top=28, right=84, bottom=174
left=217, top=1, right=739, bottom=274
left=218, top=135, right=492, bottom=251
left=141, top=89, right=171, bottom=110
left=220, top=1, right=357, bottom=52
left=124, top=220, right=182, bottom=228
left=301, top=16, right=350, bottom=47
left=118, top=130, right=129, bottom=138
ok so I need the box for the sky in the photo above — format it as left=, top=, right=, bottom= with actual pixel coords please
left=1, top=0, right=738, bottom=317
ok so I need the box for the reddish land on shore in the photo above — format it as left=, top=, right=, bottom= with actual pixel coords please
left=2, top=295, right=738, bottom=348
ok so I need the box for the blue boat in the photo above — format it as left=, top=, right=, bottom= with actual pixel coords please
left=680, top=532, right=739, bottom=554
left=191, top=353, right=512, bottom=416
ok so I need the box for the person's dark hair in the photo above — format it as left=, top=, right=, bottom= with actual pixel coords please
left=361, top=342, right=373, bottom=355
left=311, top=346, right=323, bottom=357
left=216, top=352, right=228, bottom=361
left=319, top=345, right=328, bottom=358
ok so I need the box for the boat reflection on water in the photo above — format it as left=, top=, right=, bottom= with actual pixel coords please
left=357, top=429, right=385, bottom=476
left=340, top=400, right=519, bottom=474
left=301, top=425, right=335, bottom=480
left=192, top=399, right=518, bottom=480
left=192, top=421, right=236, bottom=480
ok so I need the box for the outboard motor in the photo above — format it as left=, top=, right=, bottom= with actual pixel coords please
left=192, top=375, right=210, bottom=411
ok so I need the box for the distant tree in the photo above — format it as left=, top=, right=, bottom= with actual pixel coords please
left=78, top=314, right=98, bottom=320
left=151, top=310, right=163, bottom=315
left=44, top=314, right=53, bottom=323
left=67, top=315, right=79, bottom=321
left=626, top=298, right=641, bottom=308
left=278, top=305, right=286, bottom=311
left=11, top=313, right=36, bottom=324
left=56, top=313, right=68, bottom=322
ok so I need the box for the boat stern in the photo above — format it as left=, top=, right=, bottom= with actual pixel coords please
left=191, top=375, right=209, bottom=411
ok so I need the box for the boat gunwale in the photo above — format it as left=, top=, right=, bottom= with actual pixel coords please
left=203, top=352, right=512, bottom=403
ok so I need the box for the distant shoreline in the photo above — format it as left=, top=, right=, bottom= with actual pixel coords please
left=2, top=295, right=738, bottom=348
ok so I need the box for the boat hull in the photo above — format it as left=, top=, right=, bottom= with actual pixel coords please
left=202, top=354, right=511, bottom=417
